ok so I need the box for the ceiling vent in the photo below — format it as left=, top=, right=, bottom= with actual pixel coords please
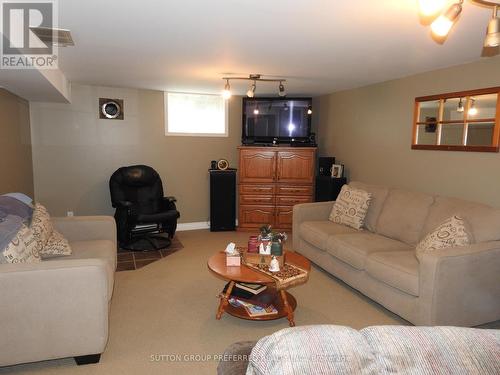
left=29, top=27, right=75, bottom=47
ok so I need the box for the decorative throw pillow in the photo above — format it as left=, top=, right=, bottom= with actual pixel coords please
left=30, top=203, right=54, bottom=252
left=1, top=224, right=41, bottom=263
left=39, top=229, right=72, bottom=259
left=416, top=216, right=471, bottom=259
left=329, top=185, right=372, bottom=230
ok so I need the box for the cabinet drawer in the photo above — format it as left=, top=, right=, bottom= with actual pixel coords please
left=275, top=206, right=293, bottom=229
left=239, top=195, right=274, bottom=205
left=276, top=184, right=313, bottom=196
left=239, top=184, right=275, bottom=195
left=276, top=195, right=312, bottom=205
left=239, top=205, right=275, bottom=227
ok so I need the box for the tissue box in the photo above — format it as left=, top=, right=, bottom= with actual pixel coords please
left=226, top=254, right=241, bottom=267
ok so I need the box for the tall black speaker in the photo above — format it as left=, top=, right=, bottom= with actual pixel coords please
left=210, top=169, right=236, bottom=231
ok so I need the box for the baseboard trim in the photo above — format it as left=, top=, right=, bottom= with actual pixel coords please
left=176, top=220, right=239, bottom=232
left=176, top=222, right=210, bottom=231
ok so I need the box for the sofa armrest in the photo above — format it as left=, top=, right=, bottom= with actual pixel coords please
left=418, top=241, right=500, bottom=326
left=0, top=259, right=109, bottom=366
left=292, top=201, right=335, bottom=247
left=52, top=216, right=116, bottom=247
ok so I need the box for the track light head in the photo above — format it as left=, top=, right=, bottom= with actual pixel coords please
left=247, top=81, right=256, bottom=98
left=278, top=82, right=286, bottom=97
left=418, top=0, right=446, bottom=17
left=484, top=6, right=500, bottom=47
left=431, top=1, right=463, bottom=37
left=222, top=79, right=231, bottom=100
left=468, top=98, right=478, bottom=116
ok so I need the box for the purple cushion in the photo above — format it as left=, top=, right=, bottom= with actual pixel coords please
left=0, top=196, right=33, bottom=222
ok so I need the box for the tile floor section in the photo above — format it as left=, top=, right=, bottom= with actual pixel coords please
left=116, top=236, right=183, bottom=271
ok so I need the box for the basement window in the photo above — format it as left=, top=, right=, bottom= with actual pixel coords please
left=164, top=92, right=228, bottom=137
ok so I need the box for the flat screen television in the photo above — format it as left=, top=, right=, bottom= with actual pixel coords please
left=242, top=97, right=312, bottom=145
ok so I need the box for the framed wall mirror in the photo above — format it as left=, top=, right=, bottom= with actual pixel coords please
left=412, top=87, right=500, bottom=152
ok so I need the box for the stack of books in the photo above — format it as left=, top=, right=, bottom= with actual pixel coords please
left=223, top=282, right=278, bottom=317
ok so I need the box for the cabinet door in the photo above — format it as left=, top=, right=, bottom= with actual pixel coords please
left=239, top=150, right=276, bottom=183
left=239, top=205, right=275, bottom=228
left=276, top=151, right=315, bottom=183
left=275, top=206, right=293, bottom=229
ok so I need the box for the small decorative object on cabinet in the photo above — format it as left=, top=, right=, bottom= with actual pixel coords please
left=238, top=146, right=316, bottom=230
left=315, top=176, right=347, bottom=202
left=331, top=164, right=344, bottom=178
left=210, top=168, right=236, bottom=231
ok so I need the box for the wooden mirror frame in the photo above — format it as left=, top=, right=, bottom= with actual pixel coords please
left=412, top=87, right=500, bottom=152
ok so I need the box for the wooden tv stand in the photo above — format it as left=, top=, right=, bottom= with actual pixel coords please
left=237, top=146, right=316, bottom=231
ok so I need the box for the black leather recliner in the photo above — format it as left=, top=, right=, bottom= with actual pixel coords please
left=109, top=165, right=180, bottom=250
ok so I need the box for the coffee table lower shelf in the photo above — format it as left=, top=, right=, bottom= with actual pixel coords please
left=217, top=286, right=297, bottom=326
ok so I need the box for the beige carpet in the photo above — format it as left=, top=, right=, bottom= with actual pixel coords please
left=0, top=229, right=437, bottom=374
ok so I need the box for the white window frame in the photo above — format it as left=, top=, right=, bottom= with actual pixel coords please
left=164, top=92, right=229, bottom=137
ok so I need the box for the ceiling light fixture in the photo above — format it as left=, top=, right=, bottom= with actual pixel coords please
left=468, top=98, right=478, bottom=115
left=420, top=0, right=500, bottom=52
left=247, top=81, right=256, bottom=98
left=222, top=79, right=231, bottom=100
left=418, top=0, right=446, bottom=17
left=484, top=5, right=500, bottom=47
left=431, top=0, right=463, bottom=37
left=278, top=81, right=286, bottom=97
left=457, top=98, right=464, bottom=112
left=307, top=106, right=313, bottom=115
left=221, top=74, right=287, bottom=99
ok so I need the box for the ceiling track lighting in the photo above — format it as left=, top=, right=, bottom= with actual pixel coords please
left=419, top=0, right=500, bottom=51
left=221, top=74, right=287, bottom=99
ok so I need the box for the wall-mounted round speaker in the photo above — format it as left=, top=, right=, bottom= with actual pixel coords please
left=99, top=98, right=124, bottom=120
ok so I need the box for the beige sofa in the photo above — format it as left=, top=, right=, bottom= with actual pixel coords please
left=0, top=216, right=117, bottom=367
left=293, top=181, right=500, bottom=327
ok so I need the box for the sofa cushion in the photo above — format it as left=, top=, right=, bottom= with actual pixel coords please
left=349, top=181, right=389, bottom=232
left=329, top=185, right=372, bottom=230
left=326, top=233, right=412, bottom=270
left=247, top=325, right=378, bottom=375
left=416, top=216, right=471, bottom=260
left=39, top=229, right=72, bottom=259
left=299, top=221, right=358, bottom=251
left=30, top=203, right=54, bottom=252
left=361, top=326, right=500, bottom=374
left=376, top=189, right=434, bottom=245
left=47, top=239, right=116, bottom=300
left=1, top=224, right=41, bottom=264
left=422, top=196, right=500, bottom=244
left=366, top=251, right=419, bottom=296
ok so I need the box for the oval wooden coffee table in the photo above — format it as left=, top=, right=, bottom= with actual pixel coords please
left=207, top=251, right=310, bottom=327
